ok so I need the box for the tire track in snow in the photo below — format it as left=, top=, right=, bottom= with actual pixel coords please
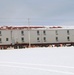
left=0, top=62, right=74, bottom=74
left=0, top=62, right=74, bottom=69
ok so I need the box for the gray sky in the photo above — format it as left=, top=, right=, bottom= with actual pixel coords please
left=0, top=0, right=74, bottom=26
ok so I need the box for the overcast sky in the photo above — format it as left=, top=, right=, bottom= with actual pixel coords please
left=0, top=0, right=74, bottom=26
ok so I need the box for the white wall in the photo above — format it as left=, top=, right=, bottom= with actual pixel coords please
left=0, top=28, right=74, bottom=45
left=69, top=29, right=74, bottom=42
left=0, top=30, right=11, bottom=45
left=9, top=28, right=74, bottom=44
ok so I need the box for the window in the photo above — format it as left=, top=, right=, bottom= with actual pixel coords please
left=0, top=31, right=2, bottom=36
left=37, top=37, right=40, bottom=42
left=55, top=30, right=58, bottom=35
left=21, top=37, right=24, bottom=42
left=21, top=31, right=24, bottom=35
left=43, top=30, right=46, bottom=35
left=43, top=37, right=46, bottom=42
left=37, top=30, right=40, bottom=35
left=56, top=37, right=58, bottom=41
left=67, top=30, right=69, bottom=35
left=67, top=36, right=70, bottom=41
left=0, top=38, right=2, bottom=43
left=6, top=38, right=9, bottom=41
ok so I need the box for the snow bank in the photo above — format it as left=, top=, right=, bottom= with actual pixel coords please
left=0, top=47, right=74, bottom=75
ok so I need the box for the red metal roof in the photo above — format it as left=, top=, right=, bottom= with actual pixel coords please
left=0, top=26, right=45, bottom=30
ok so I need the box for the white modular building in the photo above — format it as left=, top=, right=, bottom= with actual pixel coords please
left=0, top=26, right=74, bottom=48
left=0, top=29, right=11, bottom=45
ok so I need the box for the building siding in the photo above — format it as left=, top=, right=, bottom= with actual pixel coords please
left=0, top=26, right=74, bottom=46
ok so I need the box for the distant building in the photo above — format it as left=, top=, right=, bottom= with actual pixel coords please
left=0, top=26, right=74, bottom=49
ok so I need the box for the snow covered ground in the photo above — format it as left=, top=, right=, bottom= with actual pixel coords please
left=0, top=47, right=74, bottom=75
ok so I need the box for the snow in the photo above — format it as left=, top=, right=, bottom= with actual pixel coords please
left=0, top=47, right=74, bottom=75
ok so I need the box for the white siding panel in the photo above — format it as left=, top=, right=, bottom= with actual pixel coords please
left=0, top=30, right=11, bottom=45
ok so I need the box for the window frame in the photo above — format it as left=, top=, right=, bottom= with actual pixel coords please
left=21, top=31, right=24, bottom=35
left=37, top=37, right=40, bottom=42
left=0, top=31, right=2, bottom=36
left=56, top=37, right=58, bottom=41
left=67, top=30, right=70, bottom=35
left=6, top=38, right=9, bottom=41
left=37, top=30, right=40, bottom=35
left=21, top=37, right=24, bottom=42
left=0, top=38, right=2, bottom=43
left=55, top=30, right=58, bottom=35
left=67, top=36, right=70, bottom=41
left=43, top=30, right=46, bottom=35
left=43, top=37, right=46, bottom=42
